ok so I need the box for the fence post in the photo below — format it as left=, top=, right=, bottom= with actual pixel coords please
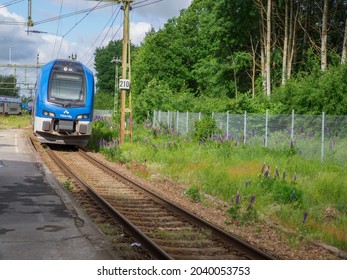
left=158, top=110, right=161, bottom=126
left=176, top=111, right=179, bottom=132
left=167, top=111, right=170, bottom=129
left=321, top=112, right=325, bottom=162
left=227, top=111, right=229, bottom=139
left=186, top=111, right=189, bottom=134
left=244, top=111, right=247, bottom=144
left=265, top=109, right=268, bottom=147
left=152, top=111, right=156, bottom=126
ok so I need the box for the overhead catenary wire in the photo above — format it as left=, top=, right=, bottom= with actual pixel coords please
left=81, top=5, right=121, bottom=65
left=132, top=0, right=165, bottom=9
left=56, top=0, right=104, bottom=58
left=33, top=2, right=114, bottom=26
left=51, top=0, right=64, bottom=60
left=85, top=16, right=123, bottom=68
left=0, top=0, right=24, bottom=9
left=0, top=2, right=113, bottom=26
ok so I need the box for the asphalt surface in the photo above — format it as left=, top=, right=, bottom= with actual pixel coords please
left=0, top=128, right=122, bottom=260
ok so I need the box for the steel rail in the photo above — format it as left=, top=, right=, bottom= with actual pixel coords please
left=43, top=145, right=172, bottom=260
left=78, top=149, right=275, bottom=260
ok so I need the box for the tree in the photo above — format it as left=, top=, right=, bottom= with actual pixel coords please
left=94, top=40, right=136, bottom=110
left=342, top=17, right=347, bottom=64
left=94, top=40, right=123, bottom=93
left=321, top=0, right=329, bottom=71
left=0, top=75, right=19, bottom=97
left=266, top=0, right=272, bottom=96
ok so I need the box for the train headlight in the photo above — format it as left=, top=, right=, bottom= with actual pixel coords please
left=77, top=114, right=89, bottom=119
left=42, top=110, right=55, bottom=117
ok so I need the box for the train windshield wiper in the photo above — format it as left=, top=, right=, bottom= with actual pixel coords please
left=64, top=99, right=82, bottom=107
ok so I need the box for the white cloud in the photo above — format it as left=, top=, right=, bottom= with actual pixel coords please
left=132, top=0, right=191, bottom=27
left=0, top=1, right=192, bottom=74
left=0, top=7, right=73, bottom=65
left=130, top=21, right=152, bottom=45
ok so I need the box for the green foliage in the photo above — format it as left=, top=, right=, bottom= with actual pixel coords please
left=118, top=124, right=347, bottom=249
left=87, top=118, right=118, bottom=151
left=273, top=63, right=347, bottom=115
left=0, top=75, right=19, bottom=97
left=95, top=0, right=347, bottom=120
left=87, top=118, right=127, bottom=163
left=99, top=140, right=127, bottom=164
left=62, top=179, right=72, bottom=191
left=94, top=40, right=123, bottom=93
left=94, top=91, right=114, bottom=110
left=94, top=40, right=136, bottom=108
left=184, top=187, right=202, bottom=203
left=193, top=116, right=220, bottom=142
left=0, top=115, right=31, bottom=129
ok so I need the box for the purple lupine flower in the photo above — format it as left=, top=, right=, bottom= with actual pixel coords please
left=235, top=193, right=240, bottom=205
left=275, top=166, right=279, bottom=177
left=293, top=173, right=297, bottom=182
left=302, top=210, right=309, bottom=224
left=261, top=162, right=266, bottom=174
left=282, top=171, right=286, bottom=181
left=290, top=191, right=295, bottom=201
left=264, top=168, right=269, bottom=178
left=247, top=195, right=256, bottom=210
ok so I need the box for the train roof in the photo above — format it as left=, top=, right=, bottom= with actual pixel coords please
left=41, top=59, right=93, bottom=76
left=0, top=96, right=22, bottom=103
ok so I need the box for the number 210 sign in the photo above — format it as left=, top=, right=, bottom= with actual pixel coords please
left=119, top=79, right=130, bottom=90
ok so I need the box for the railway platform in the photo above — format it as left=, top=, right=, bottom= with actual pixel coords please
left=0, top=128, right=121, bottom=260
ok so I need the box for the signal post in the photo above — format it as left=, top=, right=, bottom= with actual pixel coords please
left=120, top=0, right=133, bottom=144
left=97, top=0, right=133, bottom=144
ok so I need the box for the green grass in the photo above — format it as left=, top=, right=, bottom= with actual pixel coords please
left=0, top=114, right=31, bottom=130
left=117, top=124, right=347, bottom=251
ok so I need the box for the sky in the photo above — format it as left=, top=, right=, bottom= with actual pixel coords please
left=0, top=0, right=192, bottom=95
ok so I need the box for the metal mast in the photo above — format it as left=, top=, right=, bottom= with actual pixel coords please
left=94, top=0, right=133, bottom=144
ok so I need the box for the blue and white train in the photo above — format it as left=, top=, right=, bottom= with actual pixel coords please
left=32, top=59, right=94, bottom=147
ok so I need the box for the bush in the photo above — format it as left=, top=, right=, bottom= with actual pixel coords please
left=193, top=116, right=220, bottom=142
left=87, top=117, right=119, bottom=151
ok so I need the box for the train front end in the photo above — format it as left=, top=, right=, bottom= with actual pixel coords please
left=33, top=59, right=94, bottom=147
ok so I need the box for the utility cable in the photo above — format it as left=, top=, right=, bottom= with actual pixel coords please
left=133, top=0, right=165, bottom=9
left=56, top=0, right=103, bottom=58
left=34, top=3, right=113, bottom=26
left=51, top=0, right=64, bottom=60
left=0, top=0, right=23, bottom=9
left=80, top=6, right=121, bottom=62
left=85, top=12, right=123, bottom=68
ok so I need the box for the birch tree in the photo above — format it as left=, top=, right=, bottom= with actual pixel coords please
left=266, top=0, right=272, bottom=96
left=282, top=0, right=289, bottom=85
left=342, top=17, right=347, bottom=64
left=321, top=0, right=328, bottom=71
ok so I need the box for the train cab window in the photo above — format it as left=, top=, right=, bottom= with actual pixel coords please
left=49, top=72, right=85, bottom=107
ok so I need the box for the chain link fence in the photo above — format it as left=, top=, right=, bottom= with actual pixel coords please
left=153, top=110, right=347, bottom=165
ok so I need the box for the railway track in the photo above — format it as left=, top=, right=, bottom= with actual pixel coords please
left=43, top=144, right=275, bottom=260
